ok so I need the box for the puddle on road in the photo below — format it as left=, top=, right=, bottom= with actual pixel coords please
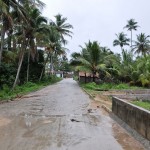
left=0, top=113, right=146, bottom=150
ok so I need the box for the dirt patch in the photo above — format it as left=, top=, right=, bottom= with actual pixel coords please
left=88, top=90, right=130, bottom=110
left=94, top=94, right=112, bottom=109
left=101, top=90, right=126, bottom=95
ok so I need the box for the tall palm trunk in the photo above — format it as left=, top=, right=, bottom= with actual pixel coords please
left=39, top=52, right=50, bottom=81
left=131, top=30, right=132, bottom=49
left=93, top=71, right=96, bottom=82
left=13, top=37, right=17, bottom=51
left=50, top=54, right=53, bottom=75
left=0, top=16, right=5, bottom=65
left=12, top=46, right=25, bottom=90
left=7, top=30, right=13, bottom=50
left=12, top=32, right=27, bottom=90
left=27, top=49, right=30, bottom=82
left=84, top=72, right=87, bottom=83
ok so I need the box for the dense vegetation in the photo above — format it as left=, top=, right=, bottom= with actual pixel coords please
left=0, top=1, right=149, bottom=101
left=71, top=19, right=150, bottom=88
left=0, top=0, right=73, bottom=95
left=0, top=76, right=61, bottom=100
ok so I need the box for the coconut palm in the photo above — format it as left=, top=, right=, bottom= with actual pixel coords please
left=39, top=26, right=67, bottom=80
left=50, top=14, right=73, bottom=45
left=25, top=6, right=47, bottom=82
left=0, top=0, right=23, bottom=64
left=124, top=19, right=139, bottom=48
left=12, top=1, right=46, bottom=89
left=0, top=0, right=45, bottom=65
left=132, top=33, right=150, bottom=56
left=76, top=41, right=107, bottom=82
left=131, top=56, right=150, bottom=86
left=113, top=32, right=130, bottom=51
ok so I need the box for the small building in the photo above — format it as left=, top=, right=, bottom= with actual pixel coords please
left=55, top=71, right=64, bottom=78
left=79, top=72, right=99, bottom=83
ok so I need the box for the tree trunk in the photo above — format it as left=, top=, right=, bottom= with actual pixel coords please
left=84, top=72, right=87, bottom=83
left=0, top=18, right=5, bottom=65
left=12, top=47, right=25, bottom=90
left=39, top=52, right=50, bottom=81
left=131, top=30, right=132, bottom=49
left=12, top=33, right=26, bottom=90
left=93, top=71, right=96, bottom=82
left=7, top=30, right=13, bottom=51
left=50, top=54, right=53, bottom=75
left=13, top=37, right=16, bottom=51
left=27, top=49, right=30, bottom=82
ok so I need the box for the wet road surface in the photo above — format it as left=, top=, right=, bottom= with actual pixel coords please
left=0, top=79, right=145, bottom=150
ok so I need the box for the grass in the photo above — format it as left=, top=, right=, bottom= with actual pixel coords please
left=0, top=76, right=62, bottom=101
left=81, top=82, right=142, bottom=91
left=131, top=101, right=150, bottom=111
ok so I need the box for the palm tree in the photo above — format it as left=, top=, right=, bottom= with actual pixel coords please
left=113, top=32, right=130, bottom=51
left=0, top=0, right=30, bottom=65
left=12, top=0, right=46, bottom=89
left=39, top=25, right=67, bottom=80
left=124, top=19, right=139, bottom=48
left=131, top=56, right=150, bottom=86
left=25, top=6, right=47, bottom=82
left=50, top=14, right=73, bottom=45
left=76, top=41, right=107, bottom=82
left=132, top=33, right=150, bottom=56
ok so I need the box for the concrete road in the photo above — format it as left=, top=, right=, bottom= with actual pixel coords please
left=0, top=79, right=145, bottom=150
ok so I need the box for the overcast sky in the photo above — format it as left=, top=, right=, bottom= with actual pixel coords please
left=42, top=0, right=150, bottom=58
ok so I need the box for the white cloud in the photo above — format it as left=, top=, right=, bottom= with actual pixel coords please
left=42, top=0, right=150, bottom=58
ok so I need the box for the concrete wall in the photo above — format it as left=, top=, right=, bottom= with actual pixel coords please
left=112, top=94, right=150, bottom=101
left=112, top=97, right=150, bottom=141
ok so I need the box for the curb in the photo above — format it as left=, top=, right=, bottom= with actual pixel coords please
left=101, top=104, right=112, bottom=113
left=82, top=88, right=94, bottom=99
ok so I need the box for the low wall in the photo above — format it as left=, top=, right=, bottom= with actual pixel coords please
left=112, top=97, right=150, bottom=141
left=112, top=94, right=150, bottom=101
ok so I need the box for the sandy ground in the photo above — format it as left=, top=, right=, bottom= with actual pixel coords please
left=0, top=79, right=145, bottom=150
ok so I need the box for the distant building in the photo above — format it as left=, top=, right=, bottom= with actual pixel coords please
left=55, top=71, right=64, bottom=78
left=79, top=72, right=99, bottom=83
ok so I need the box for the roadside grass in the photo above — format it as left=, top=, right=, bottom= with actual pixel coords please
left=131, top=101, right=150, bottom=111
left=0, top=76, right=62, bottom=101
left=81, top=82, right=143, bottom=91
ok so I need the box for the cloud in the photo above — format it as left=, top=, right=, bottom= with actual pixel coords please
left=42, top=0, right=150, bottom=58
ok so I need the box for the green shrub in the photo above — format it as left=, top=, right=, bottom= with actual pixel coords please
left=82, top=82, right=142, bottom=90
left=83, top=82, right=97, bottom=90
left=0, top=76, right=62, bottom=101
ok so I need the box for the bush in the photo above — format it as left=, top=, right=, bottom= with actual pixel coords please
left=83, top=82, right=97, bottom=90
left=0, top=63, right=16, bottom=89
left=82, top=82, right=142, bottom=90
left=0, top=76, right=62, bottom=101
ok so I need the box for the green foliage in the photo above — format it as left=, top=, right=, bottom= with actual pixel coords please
left=73, top=76, right=78, bottom=81
left=113, top=32, right=130, bottom=49
left=132, top=33, right=150, bottom=55
left=19, top=50, right=44, bottom=83
left=0, top=76, right=62, bottom=101
left=0, top=63, right=16, bottom=89
left=132, top=101, right=150, bottom=111
left=81, top=82, right=142, bottom=91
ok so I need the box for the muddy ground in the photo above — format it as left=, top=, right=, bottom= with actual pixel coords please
left=0, top=79, right=146, bottom=150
